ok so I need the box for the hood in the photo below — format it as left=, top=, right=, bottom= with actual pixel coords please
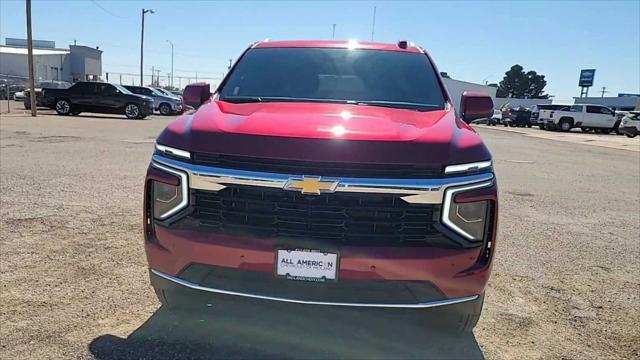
left=156, top=101, right=491, bottom=166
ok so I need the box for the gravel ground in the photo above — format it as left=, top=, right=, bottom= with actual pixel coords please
left=1, top=109, right=638, bottom=359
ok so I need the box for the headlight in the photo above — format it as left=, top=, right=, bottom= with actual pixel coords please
left=442, top=181, right=493, bottom=241
left=151, top=163, right=188, bottom=220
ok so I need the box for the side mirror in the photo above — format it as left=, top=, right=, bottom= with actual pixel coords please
left=183, top=83, right=211, bottom=109
left=460, top=92, right=494, bottom=123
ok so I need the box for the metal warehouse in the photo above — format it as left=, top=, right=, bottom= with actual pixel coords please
left=0, top=38, right=102, bottom=83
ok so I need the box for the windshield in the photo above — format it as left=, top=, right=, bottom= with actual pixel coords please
left=150, top=88, right=166, bottom=96
left=219, top=48, right=446, bottom=111
left=155, top=88, right=171, bottom=96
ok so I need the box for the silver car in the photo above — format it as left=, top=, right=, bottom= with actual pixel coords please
left=123, top=85, right=183, bottom=115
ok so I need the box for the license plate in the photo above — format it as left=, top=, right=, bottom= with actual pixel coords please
left=276, top=249, right=338, bottom=282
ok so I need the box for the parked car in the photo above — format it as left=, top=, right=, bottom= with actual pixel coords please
left=153, top=87, right=182, bottom=100
left=503, top=106, right=532, bottom=127
left=470, top=109, right=500, bottom=126
left=618, top=112, right=639, bottom=138
left=124, top=86, right=183, bottom=115
left=531, top=104, right=569, bottom=129
left=490, top=108, right=502, bottom=125
left=145, top=40, right=498, bottom=333
left=0, top=82, right=25, bottom=100
left=540, top=104, right=618, bottom=132
left=24, top=80, right=72, bottom=109
left=42, top=82, right=154, bottom=119
left=13, top=90, right=26, bottom=101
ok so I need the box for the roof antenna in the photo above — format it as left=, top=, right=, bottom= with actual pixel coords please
left=370, top=6, right=376, bottom=41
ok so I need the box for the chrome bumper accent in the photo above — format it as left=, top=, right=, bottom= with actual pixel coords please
left=151, top=154, right=494, bottom=204
left=151, top=269, right=479, bottom=309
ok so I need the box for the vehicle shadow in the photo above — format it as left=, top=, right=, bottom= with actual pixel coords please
left=73, top=114, right=155, bottom=120
left=88, top=298, right=484, bottom=359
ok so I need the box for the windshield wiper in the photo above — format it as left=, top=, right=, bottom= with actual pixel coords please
left=219, top=96, right=264, bottom=103
left=354, top=100, right=442, bottom=111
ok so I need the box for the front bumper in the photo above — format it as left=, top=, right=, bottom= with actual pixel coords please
left=150, top=266, right=479, bottom=308
left=154, top=102, right=183, bottom=112
left=618, top=125, right=639, bottom=136
left=144, top=155, right=498, bottom=307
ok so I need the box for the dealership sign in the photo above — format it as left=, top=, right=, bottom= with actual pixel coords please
left=579, top=69, right=596, bottom=87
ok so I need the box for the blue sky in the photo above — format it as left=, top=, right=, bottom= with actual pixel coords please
left=1, top=0, right=638, bottom=101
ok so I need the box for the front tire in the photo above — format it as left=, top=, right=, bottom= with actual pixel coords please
left=55, top=99, right=71, bottom=115
left=626, top=133, right=637, bottom=138
left=159, top=103, right=172, bottom=116
left=124, top=103, right=141, bottom=119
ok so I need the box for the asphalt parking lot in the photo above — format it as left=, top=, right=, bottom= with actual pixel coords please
left=1, top=105, right=639, bottom=359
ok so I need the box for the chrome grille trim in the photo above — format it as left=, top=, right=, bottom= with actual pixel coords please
left=151, top=269, right=479, bottom=308
left=152, top=154, right=494, bottom=204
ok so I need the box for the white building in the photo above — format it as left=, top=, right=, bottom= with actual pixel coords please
left=0, top=38, right=102, bottom=84
left=442, top=78, right=497, bottom=112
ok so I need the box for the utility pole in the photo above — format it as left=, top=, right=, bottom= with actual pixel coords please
left=332, top=24, right=336, bottom=40
left=26, top=0, right=37, bottom=116
left=166, top=40, right=174, bottom=89
left=140, top=8, right=154, bottom=86
left=151, top=66, right=154, bottom=86
left=371, top=6, right=376, bottom=41
left=600, top=86, right=607, bottom=98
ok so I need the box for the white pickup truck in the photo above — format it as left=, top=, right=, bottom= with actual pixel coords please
left=540, top=104, right=619, bottom=133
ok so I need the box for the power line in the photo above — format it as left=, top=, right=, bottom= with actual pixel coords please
left=90, top=0, right=131, bottom=20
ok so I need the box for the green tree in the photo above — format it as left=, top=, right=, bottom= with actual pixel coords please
left=498, top=65, right=549, bottom=99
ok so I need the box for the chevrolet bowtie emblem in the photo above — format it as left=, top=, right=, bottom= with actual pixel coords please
left=284, top=176, right=340, bottom=195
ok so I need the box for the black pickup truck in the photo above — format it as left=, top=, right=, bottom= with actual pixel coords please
left=42, top=82, right=154, bottom=119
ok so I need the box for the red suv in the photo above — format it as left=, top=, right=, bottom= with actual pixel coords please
left=144, top=40, right=496, bottom=332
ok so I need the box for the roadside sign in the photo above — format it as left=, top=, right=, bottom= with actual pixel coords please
left=579, top=69, right=596, bottom=87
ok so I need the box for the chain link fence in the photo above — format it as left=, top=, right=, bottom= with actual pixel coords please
left=104, top=72, right=222, bottom=90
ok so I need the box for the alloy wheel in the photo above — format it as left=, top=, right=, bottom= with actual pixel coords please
left=56, top=100, right=70, bottom=114
left=125, top=104, right=140, bottom=119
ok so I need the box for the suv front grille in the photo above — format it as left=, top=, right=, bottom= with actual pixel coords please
left=185, top=186, right=442, bottom=246
left=192, top=153, right=444, bottom=179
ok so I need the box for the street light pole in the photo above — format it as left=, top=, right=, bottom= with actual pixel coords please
left=26, top=0, right=37, bottom=116
left=140, top=8, right=154, bottom=86
left=166, top=40, right=174, bottom=89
